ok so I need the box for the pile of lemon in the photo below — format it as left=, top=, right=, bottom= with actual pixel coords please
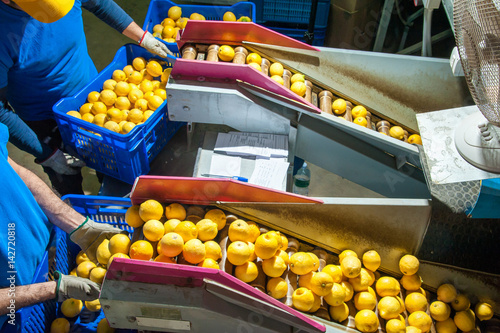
left=66, top=57, right=170, bottom=135
left=152, top=6, right=251, bottom=43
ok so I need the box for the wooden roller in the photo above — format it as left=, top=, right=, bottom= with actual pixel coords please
left=344, top=101, right=353, bottom=122
left=217, top=225, right=233, bottom=275
left=283, top=69, right=292, bottom=90
left=261, top=58, right=271, bottom=76
left=181, top=44, right=197, bottom=60
left=206, top=44, right=220, bottom=62
left=186, top=205, right=206, bottom=218
left=233, top=46, right=248, bottom=64
left=312, top=248, right=331, bottom=321
left=376, top=121, right=390, bottom=136
left=250, top=258, right=266, bottom=293
left=304, top=80, right=313, bottom=104
left=284, top=237, right=300, bottom=307
left=404, top=130, right=409, bottom=142
left=318, top=90, right=333, bottom=115
left=366, top=111, right=373, bottom=130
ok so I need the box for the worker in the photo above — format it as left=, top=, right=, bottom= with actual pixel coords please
left=0, top=121, right=125, bottom=329
left=0, top=0, right=172, bottom=196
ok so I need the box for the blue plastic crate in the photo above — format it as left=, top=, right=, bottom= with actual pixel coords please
left=9, top=196, right=133, bottom=333
left=266, top=26, right=326, bottom=46
left=143, top=0, right=256, bottom=55
left=53, top=44, right=185, bottom=185
left=250, top=0, right=330, bottom=29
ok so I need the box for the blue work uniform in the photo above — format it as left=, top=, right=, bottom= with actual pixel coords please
left=0, top=123, right=52, bottom=329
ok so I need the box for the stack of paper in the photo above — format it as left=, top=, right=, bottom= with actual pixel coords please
left=214, top=132, right=288, bottom=158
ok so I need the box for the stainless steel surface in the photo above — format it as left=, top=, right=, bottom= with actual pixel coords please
left=167, top=79, right=430, bottom=199
left=247, top=43, right=472, bottom=132
left=216, top=197, right=432, bottom=276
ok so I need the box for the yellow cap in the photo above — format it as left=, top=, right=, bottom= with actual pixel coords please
left=15, top=0, right=74, bottom=23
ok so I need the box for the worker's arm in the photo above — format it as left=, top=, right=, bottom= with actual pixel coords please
left=0, top=281, right=56, bottom=316
left=82, top=0, right=173, bottom=57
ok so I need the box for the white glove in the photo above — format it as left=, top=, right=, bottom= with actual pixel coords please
left=139, top=31, right=174, bottom=58
left=54, top=271, right=101, bottom=302
left=39, top=149, right=85, bottom=175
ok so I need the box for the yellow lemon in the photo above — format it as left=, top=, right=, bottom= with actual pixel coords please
left=437, top=283, right=457, bottom=303
left=290, top=73, right=305, bottom=84
left=289, top=252, right=315, bottom=275
left=162, top=18, right=176, bottom=27
left=91, top=101, right=107, bottom=115
left=262, top=255, right=288, bottom=278
left=82, top=113, right=94, bottom=123
left=146, top=60, right=163, bottom=77
left=204, top=240, right=222, bottom=261
left=75, top=251, right=90, bottom=265
left=349, top=268, right=374, bottom=292
left=354, top=291, right=377, bottom=311
left=127, top=71, right=143, bottom=85
left=248, top=62, right=261, bottom=71
left=339, top=249, right=358, bottom=263
left=246, top=221, right=261, bottom=243
left=114, top=81, right=131, bottom=97
left=292, top=287, right=315, bottom=312
left=376, top=276, right=401, bottom=297
left=121, top=122, right=136, bottom=134
left=92, top=113, right=107, bottom=127
left=125, top=205, right=144, bottom=228
left=161, top=68, right=171, bottom=83
left=164, top=202, right=186, bottom=220
left=324, top=282, right=346, bottom=306
left=332, top=98, right=347, bottom=115
left=107, top=253, right=130, bottom=267
left=143, top=219, right=165, bottom=242
left=112, top=69, right=126, bottom=82
left=154, top=254, right=176, bottom=263
left=276, top=249, right=288, bottom=266
left=76, top=261, right=96, bottom=278
left=237, top=16, right=252, bottom=22
left=406, top=326, right=423, bottom=333
left=269, top=62, right=284, bottom=76
left=386, top=319, right=406, bottom=333
left=408, top=311, right=433, bottom=333
left=127, top=108, right=144, bottom=124
left=378, top=296, right=402, bottom=320
left=405, top=292, right=428, bottom=313
left=182, top=238, right=206, bottom=264
left=139, top=80, right=154, bottom=94
left=267, top=276, right=288, bottom=299
left=79, top=102, right=93, bottom=115
left=298, top=271, right=314, bottom=289
left=174, top=221, right=198, bottom=242
left=401, top=273, right=422, bottom=291
left=340, top=255, right=361, bottom=278
left=197, top=258, right=219, bottom=269
left=217, top=45, right=235, bottom=62
left=271, top=75, right=284, bottom=85
left=308, top=252, right=320, bottom=272
left=85, top=299, right=101, bottom=312
left=132, top=57, right=147, bottom=71
left=475, top=302, right=494, bottom=321
left=246, top=52, right=262, bottom=64
left=310, top=292, right=322, bottom=313
left=390, top=126, right=405, bottom=140
left=168, top=6, right=182, bottom=21
left=87, top=91, right=100, bottom=103
left=354, top=309, right=379, bottom=333
left=222, top=11, right=236, bottom=21
left=254, top=233, right=280, bottom=260
left=158, top=232, right=184, bottom=257
left=50, top=318, right=70, bottom=333
left=436, top=318, right=457, bottom=333
left=322, top=264, right=343, bottom=283
left=362, top=250, right=381, bottom=272
left=164, top=218, right=181, bottom=233
left=176, top=17, right=189, bottom=29
left=451, top=293, right=470, bottom=311
left=103, top=79, right=117, bottom=91
left=329, top=302, right=349, bottom=323
left=89, top=266, right=107, bottom=284
left=139, top=200, right=163, bottom=221
left=408, top=134, right=422, bottom=145
left=196, top=219, right=218, bottom=241
left=162, top=25, right=175, bottom=39
left=129, top=240, right=154, bottom=261
left=290, top=81, right=306, bottom=97
left=143, top=110, right=154, bottom=121
left=135, top=98, right=149, bottom=111
left=96, top=239, right=112, bottom=266
left=227, top=241, right=251, bottom=265
left=61, top=298, right=83, bottom=318
left=152, top=24, right=163, bottom=34
left=67, top=110, right=81, bottom=119
left=106, top=108, right=123, bottom=123
left=96, top=318, right=115, bottom=333
left=354, top=116, right=368, bottom=127
left=352, top=105, right=368, bottom=118
left=399, top=254, right=420, bottom=275
left=115, top=96, right=131, bottom=111
left=108, top=234, right=131, bottom=255
left=234, top=261, right=259, bottom=282
left=430, top=301, right=451, bottom=321
left=154, top=88, right=167, bottom=100
left=228, top=219, right=251, bottom=242
left=204, top=209, right=226, bottom=230
left=189, top=12, right=205, bottom=20
left=341, top=280, right=354, bottom=302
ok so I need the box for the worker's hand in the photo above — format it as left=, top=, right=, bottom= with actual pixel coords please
left=69, top=218, right=127, bottom=262
left=139, top=31, right=174, bottom=58
left=54, top=271, right=101, bottom=302
left=39, top=148, right=85, bottom=175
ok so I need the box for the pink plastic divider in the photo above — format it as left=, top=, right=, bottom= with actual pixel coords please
left=177, top=21, right=320, bottom=51
left=130, top=175, right=323, bottom=206
left=106, top=257, right=326, bottom=332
